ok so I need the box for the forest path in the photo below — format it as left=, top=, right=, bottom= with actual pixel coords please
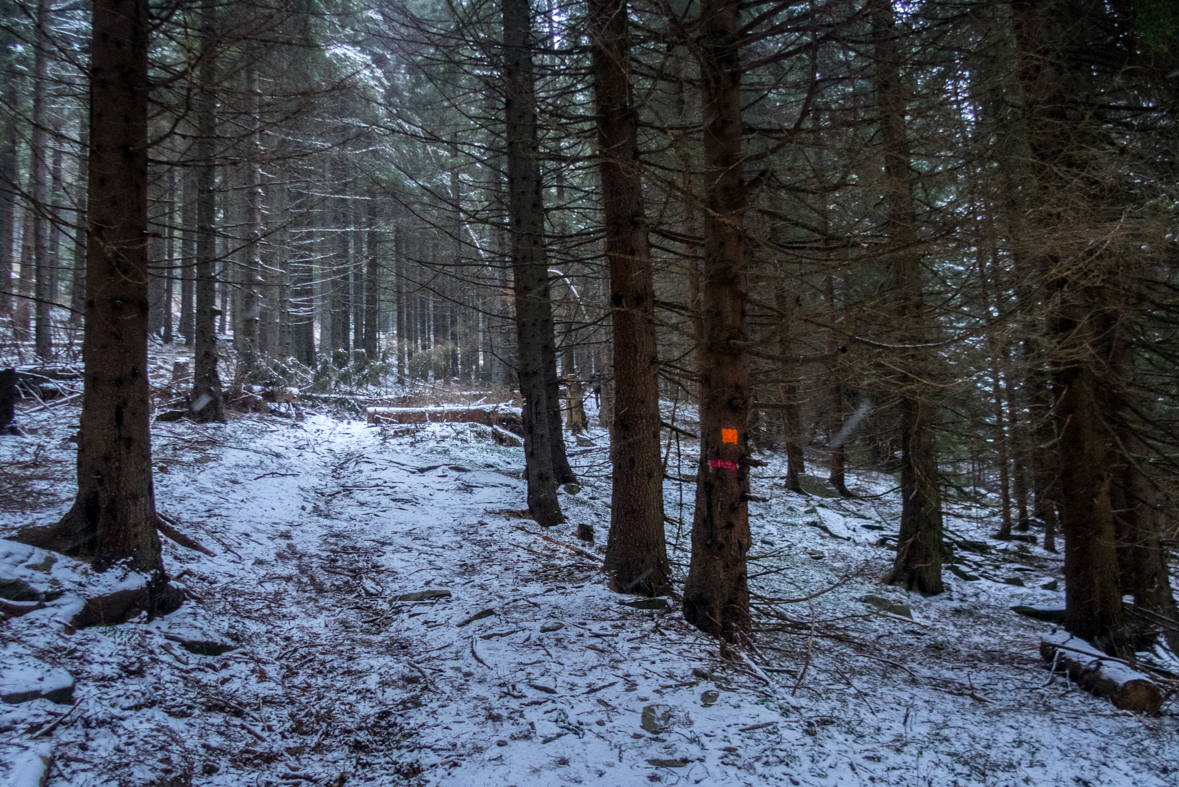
left=4, top=410, right=1178, bottom=787
left=138, top=415, right=740, bottom=786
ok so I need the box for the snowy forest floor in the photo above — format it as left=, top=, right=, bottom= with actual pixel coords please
left=2, top=359, right=1179, bottom=786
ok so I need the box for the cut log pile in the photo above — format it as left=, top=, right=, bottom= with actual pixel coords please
left=366, top=404, right=524, bottom=443
left=1040, top=632, right=1163, bottom=714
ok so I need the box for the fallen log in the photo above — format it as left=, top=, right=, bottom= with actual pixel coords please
left=1040, top=632, right=1163, bottom=714
left=367, top=404, right=523, bottom=434
left=7, top=743, right=52, bottom=787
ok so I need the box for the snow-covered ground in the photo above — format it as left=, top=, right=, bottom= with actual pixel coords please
left=2, top=374, right=1177, bottom=786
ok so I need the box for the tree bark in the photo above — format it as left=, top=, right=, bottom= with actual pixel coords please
left=190, top=0, right=225, bottom=423
left=271, top=176, right=290, bottom=360
left=32, top=0, right=52, bottom=360
left=1111, top=413, right=1179, bottom=653
left=331, top=165, right=349, bottom=355
left=237, top=62, right=263, bottom=376
left=872, top=0, right=943, bottom=595
left=179, top=169, right=196, bottom=345
left=290, top=187, right=315, bottom=366
left=364, top=192, right=379, bottom=358
left=979, top=245, right=1011, bottom=538
left=774, top=281, right=804, bottom=493
left=161, top=167, right=175, bottom=344
left=147, top=171, right=167, bottom=337
left=502, top=0, right=564, bottom=526
left=1010, top=0, right=1125, bottom=651
left=823, top=271, right=850, bottom=497
left=1001, top=362, right=1030, bottom=528
left=0, top=72, right=15, bottom=321
left=589, top=0, right=671, bottom=597
left=394, top=207, right=406, bottom=377
left=351, top=198, right=365, bottom=356
left=23, top=0, right=180, bottom=617
left=1041, top=634, right=1163, bottom=714
left=682, top=0, right=752, bottom=642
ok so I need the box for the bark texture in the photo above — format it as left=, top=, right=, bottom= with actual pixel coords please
left=502, top=0, right=564, bottom=526
left=23, top=0, right=180, bottom=617
left=1010, top=0, right=1125, bottom=651
left=873, top=0, right=943, bottom=595
left=682, top=0, right=752, bottom=642
left=590, top=0, right=671, bottom=597
left=190, top=0, right=225, bottom=423
left=31, top=0, right=52, bottom=360
left=364, top=193, right=379, bottom=358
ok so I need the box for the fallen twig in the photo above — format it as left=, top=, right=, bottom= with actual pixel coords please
left=156, top=512, right=216, bottom=557
left=514, top=526, right=602, bottom=563
left=30, top=699, right=81, bottom=739
left=470, top=638, right=491, bottom=669
left=739, top=721, right=777, bottom=733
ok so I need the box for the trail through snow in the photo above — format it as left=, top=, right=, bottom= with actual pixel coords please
left=1, top=406, right=1177, bottom=786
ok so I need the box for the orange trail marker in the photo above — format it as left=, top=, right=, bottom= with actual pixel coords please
left=721, top=428, right=738, bottom=444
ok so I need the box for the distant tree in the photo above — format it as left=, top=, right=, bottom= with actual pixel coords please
left=871, top=0, right=944, bottom=595
left=189, top=0, right=226, bottom=423
left=31, top=0, right=52, bottom=359
left=0, top=0, right=18, bottom=322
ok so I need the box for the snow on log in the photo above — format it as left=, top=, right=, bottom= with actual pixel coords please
left=6, top=743, right=52, bottom=787
left=366, top=404, right=523, bottom=435
left=1040, top=632, right=1163, bottom=714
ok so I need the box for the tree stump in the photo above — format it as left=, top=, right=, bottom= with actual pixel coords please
left=565, top=377, right=587, bottom=434
left=0, top=368, right=21, bottom=435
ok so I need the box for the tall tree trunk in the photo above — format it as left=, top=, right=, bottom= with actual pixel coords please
left=590, top=0, right=671, bottom=597
left=823, top=271, right=850, bottom=496
left=1011, top=0, right=1124, bottom=650
left=190, top=0, right=225, bottom=423
left=162, top=167, right=174, bottom=344
left=237, top=63, right=262, bottom=376
left=290, top=188, right=315, bottom=366
left=47, top=131, right=63, bottom=302
left=872, top=0, right=943, bottom=595
left=216, top=252, right=227, bottom=336
left=774, top=280, right=804, bottom=493
left=433, top=285, right=448, bottom=379
left=1002, top=361, right=1029, bottom=527
left=502, top=0, right=564, bottom=526
left=23, top=0, right=179, bottom=617
left=449, top=133, right=463, bottom=379
left=394, top=208, right=406, bottom=377
left=147, top=170, right=167, bottom=337
left=682, top=0, right=752, bottom=642
left=16, top=209, right=33, bottom=342
left=0, top=87, right=15, bottom=321
left=352, top=198, right=366, bottom=356
left=364, top=193, right=379, bottom=358
left=68, top=115, right=87, bottom=327
left=179, top=169, right=196, bottom=345
left=31, top=0, right=52, bottom=359
left=272, top=177, right=290, bottom=360
left=980, top=245, right=1011, bottom=538
left=671, top=44, right=703, bottom=407
left=991, top=1, right=1058, bottom=548
left=258, top=169, right=275, bottom=358
left=1051, top=315, right=1123, bottom=649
